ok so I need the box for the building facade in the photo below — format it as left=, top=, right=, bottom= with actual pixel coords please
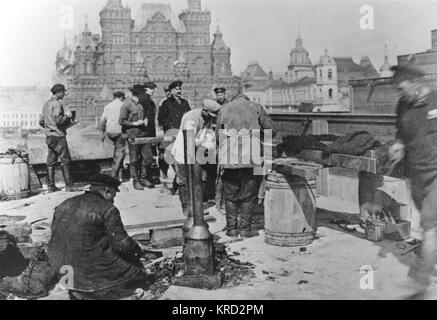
left=243, top=33, right=380, bottom=113
left=55, top=0, right=241, bottom=126
left=0, top=86, right=48, bottom=131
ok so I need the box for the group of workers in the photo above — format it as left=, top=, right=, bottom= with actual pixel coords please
left=38, top=79, right=275, bottom=298
left=38, top=62, right=437, bottom=299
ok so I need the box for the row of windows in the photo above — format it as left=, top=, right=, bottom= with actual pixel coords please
left=1, top=113, right=39, bottom=119
left=1, top=120, right=39, bottom=127
left=319, top=69, right=334, bottom=80
left=113, top=35, right=208, bottom=46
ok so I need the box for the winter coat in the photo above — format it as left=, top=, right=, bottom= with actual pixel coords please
left=47, top=191, right=143, bottom=292
left=217, top=96, right=276, bottom=169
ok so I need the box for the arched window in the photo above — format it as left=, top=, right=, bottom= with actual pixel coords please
left=328, top=69, right=333, bottom=80
left=155, top=57, right=164, bottom=73
left=220, top=62, right=226, bottom=73
left=80, top=62, right=86, bottom=75
left=194, top=57, right=203, bottom=74
left=166, top=57, right=173, bottom=71
left=114, top=57, right=123, bottom=74
left=86, top=60, right=93, bottom=74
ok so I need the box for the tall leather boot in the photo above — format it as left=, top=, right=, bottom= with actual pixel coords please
left=225, top=200, right=240, bottom=238
left=61, top=164, right=74, bottom=192
left=130, top=163, right=144, bottom=191
left=140, top=165, right=155, bottom=189
left=240, top=200, right=259, bottom=238
left=46, top=166, right=60, bottom=193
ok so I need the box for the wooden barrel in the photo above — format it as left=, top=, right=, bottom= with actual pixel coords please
left=264, top=172, right=316, bottom=247
left=0, top=155, right=30, bottom=201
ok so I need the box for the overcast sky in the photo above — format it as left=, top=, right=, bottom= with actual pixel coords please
left=1, top=0, right=437, bottom=86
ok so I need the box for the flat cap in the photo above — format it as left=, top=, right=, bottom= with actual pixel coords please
left=89, top=173, right=121, bottom=192
left=51, top=84, right=67, bottom=95
left=113, top=91, right=125, bottom=99
left=202, top=99, right=221, bottom=117
left=144, top=81, right=157, bottom=89
left=214, top=87, right=226, bottom=94
left=391, top=65, right=425, bottom=84
left=169, top=80, right=183, bottom=91
left=130, top=84, right=146, bottom=96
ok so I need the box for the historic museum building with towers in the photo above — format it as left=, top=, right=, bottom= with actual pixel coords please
left=55, top=0, right=241, bottom=125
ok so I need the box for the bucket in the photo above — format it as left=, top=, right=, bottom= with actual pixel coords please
left=0, top=154, right=30, bottom=201
left=365, top=220, right=386, bottom=242
left=264, top=172, right=316, bottom=247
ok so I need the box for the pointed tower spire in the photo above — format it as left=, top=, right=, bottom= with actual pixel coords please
left=296, top=24, right=303, bottom=49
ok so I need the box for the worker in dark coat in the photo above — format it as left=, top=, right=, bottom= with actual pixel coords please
left=40, top=84, right=75, bottom=193
left=158, top=80, right=191, bottom=133
left=158, top=80, right=192, bottom=194
left=138, top=82, right=158, bottom=187
left=389, top=64, right=437, bottom=299
left=217, top=94, right=276, bottom=238
left=47, top=174, right=146, bottom=299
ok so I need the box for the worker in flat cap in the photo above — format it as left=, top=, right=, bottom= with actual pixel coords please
left=171, top=100, right=221, bottom=218
left=136, top=81, right=159, bottom=188
left=47, top=173, right=147, bottom=299
left=100, top=91, right=127, bottom=180
left=158, top=80, right=192, bottom=194
left=119, top=84, right=151, bottom=190
left=388, top=63, right=437, bottom=299
left=39, top=84, right=75, bottom=193
left=214, top=87, right=228, bottom=106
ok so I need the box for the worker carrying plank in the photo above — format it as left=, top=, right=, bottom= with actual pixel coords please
left=389, top=63, right=437, bottom=299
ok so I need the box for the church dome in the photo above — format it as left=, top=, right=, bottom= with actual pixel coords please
left=289, top=33, right=312, bottom=67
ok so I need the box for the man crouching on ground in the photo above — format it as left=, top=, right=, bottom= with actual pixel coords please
left=47, top=174, right=147, bottom=300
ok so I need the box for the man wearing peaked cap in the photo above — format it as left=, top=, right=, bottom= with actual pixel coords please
left=214, top=87, right=228, bottom=106
left=137, top=81, right=159, bottom=188
left=168, top=80, right=183, bottom=91
left=89, top=173, right=121, bottom=192
left=119, top=84, right=150, bottom=190
left=388, top=62, right=437, bottom=299
left=40, top=84, right=75, bottom=193
left=47, top=173, right=147, bottom=299
left=158, top=81, right=191, bottom=194
left=51, top=84, right=67, bottom=95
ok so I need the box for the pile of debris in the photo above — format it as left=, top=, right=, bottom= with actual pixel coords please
left=134, top=241, right=256, bottom=300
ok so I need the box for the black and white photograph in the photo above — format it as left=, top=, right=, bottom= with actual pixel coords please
left=1, top=0, right=437, bottom=305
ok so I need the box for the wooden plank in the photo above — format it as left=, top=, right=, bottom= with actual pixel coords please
left=130, top=137, right=164, bottom=146
left=125, top=215, right=216, bottom=232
